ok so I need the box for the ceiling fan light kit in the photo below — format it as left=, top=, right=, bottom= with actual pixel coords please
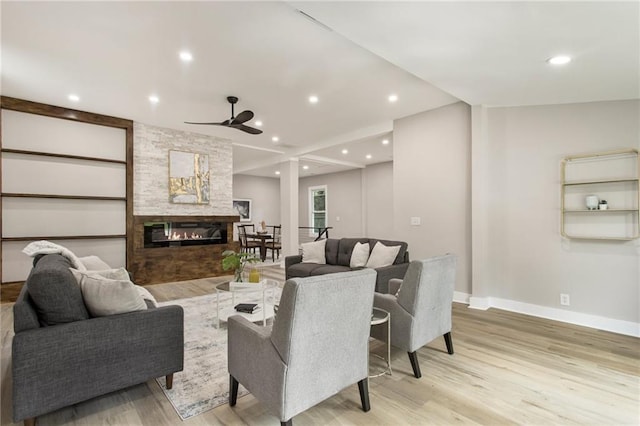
left=185, top=96, right=263, bottom=134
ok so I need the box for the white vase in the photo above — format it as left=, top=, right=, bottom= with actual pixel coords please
left=585, top=195, right=599, bottom=210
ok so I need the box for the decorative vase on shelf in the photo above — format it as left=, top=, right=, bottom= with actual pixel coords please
left=585, top=195, right=599, bottom=210
left=599, top=200, right=608, bottom=210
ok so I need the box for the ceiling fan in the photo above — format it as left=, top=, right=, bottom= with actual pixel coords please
left=185, top=96, right=262, bottom=134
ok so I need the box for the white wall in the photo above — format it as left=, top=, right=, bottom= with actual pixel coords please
left=483, top=100, right=639, bottom=325
left=393, top=102, right=472, bottom=294
left=232, top=174, right=280, bottom=238
left=299, top=169, right=364, bottom=238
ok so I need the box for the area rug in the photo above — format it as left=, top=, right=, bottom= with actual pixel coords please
left=155, top=290, right=279, bottom=420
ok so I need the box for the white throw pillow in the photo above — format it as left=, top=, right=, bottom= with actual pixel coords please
left=135, top=285, right=158, bottom=307
left=365, top=242, right=401, bottom=269
left=70, top=267, right=147, bottom=317
left=70, top=267, right=130, bottom=284
left=78, top=255, right=111, bottom=271
left=301, top=239, right=327, bottom=264
left=350, top=242, right=370, bottom=268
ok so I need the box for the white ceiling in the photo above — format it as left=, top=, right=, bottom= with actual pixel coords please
left=2, top=2, right=638, bottom=178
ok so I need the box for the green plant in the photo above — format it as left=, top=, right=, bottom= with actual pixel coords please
left=222, top=250, right=259, bottom=282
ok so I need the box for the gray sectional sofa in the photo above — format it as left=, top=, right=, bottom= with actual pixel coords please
left=12, top=254, right=184, bottom=425
left=285, top=238, right=410, bottom=292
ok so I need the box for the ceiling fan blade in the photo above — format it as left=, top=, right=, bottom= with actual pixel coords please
left=230, top=123, right=263, bottom=135
left=231, top=110, right=254, bottom=125
left=184, top=121, right=227, bottom=125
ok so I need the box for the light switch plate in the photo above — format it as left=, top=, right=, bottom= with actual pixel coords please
left=410, top=217, right=421, bottom=226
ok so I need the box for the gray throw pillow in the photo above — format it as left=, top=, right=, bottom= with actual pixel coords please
left=26, top=254, right=90, bottom=326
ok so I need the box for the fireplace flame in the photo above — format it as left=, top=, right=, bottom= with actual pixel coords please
left=168, top=231, right=204, bottom=241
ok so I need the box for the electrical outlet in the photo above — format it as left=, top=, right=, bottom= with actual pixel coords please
left=560, top=293, right=570, bottom=306
left=410, top=217, right=421, bottom=226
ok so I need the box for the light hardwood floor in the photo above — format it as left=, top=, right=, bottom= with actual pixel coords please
left=1, top=265, right=638, bottom=425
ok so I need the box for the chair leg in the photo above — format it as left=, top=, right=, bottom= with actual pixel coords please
left=357, top=378, right=371, bottom=412
left=229, top=375, right=239, bottom=406
left=24, top=418, right=35, bottom=426
left=281, top=420, right=292, bottom=426
left=165, top=373, right=174, bottom=389
left=444, top=332, right=454, bottom=355
left=408, top=351, right=422, bottom=378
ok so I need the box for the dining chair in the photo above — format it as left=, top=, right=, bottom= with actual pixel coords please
left=238, top=225, right=260, bottom=254
left=265, top=225, right=282, bottom=261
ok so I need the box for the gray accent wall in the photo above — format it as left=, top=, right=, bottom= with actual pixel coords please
left=364, top=162, right=394, bottom=239
left=232, top=174, right=281, bottom=238
left=133, top=122, right=234, bottom=216
left=393, top=102, right=472, bottom=295
left=299, top=169, right=364, bottom=238
left=484, top=100, right=639, bottom=323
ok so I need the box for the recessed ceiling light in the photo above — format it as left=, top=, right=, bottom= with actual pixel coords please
left=342, top=149, right=349, bottom=154
left=255, top=120, right=263, bottom=127
left=179, top=51, right=193, bottom=62
left=382, top=139, right=389, bottom=145
left=68, top=94, right=80, bottom=102
left=149, top=95, right=159, bottom=104
left=272, top=136, right=279, bottom=143
left=366, top=154, right=372, bottom=159
left=388, top=94, right=398, bottom=103
left=547, top=55, right=571, bottom=65
left=275, top=171, right=281, bottom=175
left=308, top=95, right=319, bottom=104
left=303, top=165, right=309, bottom=170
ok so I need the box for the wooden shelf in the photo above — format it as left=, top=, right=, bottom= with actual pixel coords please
left=1, top=235, right=126, bottom=242
left=563, top=209, right=639, bottom=213
left=561, top=235, right=637, bottom=242
left=560, top=149, right=639, bottom=240
left=563, top=177, right=638, bottom=186
left=2, top=193, right=126, bottom=201
left=1, top=148, right=126, bottom=165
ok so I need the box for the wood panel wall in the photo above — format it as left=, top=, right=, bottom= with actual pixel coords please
left=0, top=96, right=134, bottom=302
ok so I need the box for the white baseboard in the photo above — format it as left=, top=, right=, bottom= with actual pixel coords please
left=457, top=293, right=640, bottom=338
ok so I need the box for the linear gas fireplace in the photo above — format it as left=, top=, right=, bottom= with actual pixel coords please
left=132, top=215, right=240, bottom=284
left=144, top=221, right=227, bottom=248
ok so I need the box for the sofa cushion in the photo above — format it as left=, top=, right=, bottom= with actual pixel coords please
left=350, top=242, right=370, bottom=268
left=337, top=238, right=370, bottom=266
left=71, top=268, right=147, bottom=317
left=368, top=239, right=408, bottom=265
left=78, top=255, right=111, bottom=271
left=366, top=242, right=401, bottom=268
left=301, top=239, right=327, bottom=264
left=310, top=265, right=352, bottom=276
left=324, top=238, right=340, bottom=265
left=287, top=262, right=325, bottom=278
left=25, top=254, right=90, bottom=326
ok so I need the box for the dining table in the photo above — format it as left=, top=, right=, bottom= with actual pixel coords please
left=247, top=232, right=274, bottom=261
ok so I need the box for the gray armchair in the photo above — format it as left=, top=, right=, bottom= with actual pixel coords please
left=228, top=269, right=377, bottom=426
left=371, top=254, right=457, bottom=378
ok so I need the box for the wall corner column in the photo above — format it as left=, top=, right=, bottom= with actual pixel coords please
left=280, top=158, right=299, bottom=259
left=470, top=104, right=491, bottom=310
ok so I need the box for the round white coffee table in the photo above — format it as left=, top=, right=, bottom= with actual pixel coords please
left=214, top=279, right=278, bottom=328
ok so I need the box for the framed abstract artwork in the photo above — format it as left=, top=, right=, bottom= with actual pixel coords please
left=233, top=199, right=252, bottom=222
left=168, top=150, right=210, bottom=204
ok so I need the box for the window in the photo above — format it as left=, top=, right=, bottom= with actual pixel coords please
left=309, top=185, right=327, bottom=235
